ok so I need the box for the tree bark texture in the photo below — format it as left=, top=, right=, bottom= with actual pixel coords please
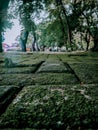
left=55, top=0, right=73, bottom=50
left=20, top=30, right=29, bottom=52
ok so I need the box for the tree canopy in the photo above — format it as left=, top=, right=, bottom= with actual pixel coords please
left=0, top=0, right=98, bottom=52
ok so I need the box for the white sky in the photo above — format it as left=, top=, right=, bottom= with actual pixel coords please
left=4, top=19, right=21, bottom=45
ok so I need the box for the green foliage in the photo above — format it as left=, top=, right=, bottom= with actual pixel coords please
left=37, top=19, right=68, bottom=48
left=0, top=0, right=98, bottom=52
left=71, top=0, right=98, bottom=50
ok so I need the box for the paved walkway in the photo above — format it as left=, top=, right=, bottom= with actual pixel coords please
left=0, top=52, right=98, bottom=129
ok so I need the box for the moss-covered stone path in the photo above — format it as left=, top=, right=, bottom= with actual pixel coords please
left=0, top=52, right=98, bottom=129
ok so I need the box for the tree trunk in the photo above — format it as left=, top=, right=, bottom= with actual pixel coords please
left=55, top=0, right=73, bottom=51
left=86, top=41, right=89, bottom=51
left=32, top=32, right=36, bottom=51
left=32, top=32, right=40, bottom=51
left=0, top=0, right=11, bottom=52
left=92, top=38, right=98, bottom=51
left=80, top=33, right=82, bottom=49
left=86, top=33, right=90, bottom=51
left=20, top=30, right=29, bottom=52
left=58, top=13, right=68, bottom=50
left=68, top=27, right=73, bottom=51
left=0, top=32, right=3, bottom=52
left=82, top=11, right=98, bottom=52
left=91, top=28, right=98, bottom=51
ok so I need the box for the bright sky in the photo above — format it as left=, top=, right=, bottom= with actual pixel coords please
left=4, top=19, right=21, bottom=45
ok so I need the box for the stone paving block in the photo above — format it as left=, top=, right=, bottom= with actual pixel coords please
left=0, top=67, right=37, bottom=74
left=18, top=60, right=45, bottom=67
left=0, top=74, right=35, bottom=86
left=0, top=85, right=98, bottom=129
left=69, top=63, right=98, bottom=84
left=0, top=85, right=21, bottom=115
left=0, top=52, right=98, bottom=129
left=3, top=53, right=47, bottom=66
left=37, top=61, right=70, bottom=73
left=0, top=73, right=79, bottom=86
left=34, top=73, right=79, bottom=84
left=0, top=62, right=4, bottom=67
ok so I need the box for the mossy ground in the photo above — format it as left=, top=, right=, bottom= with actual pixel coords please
left=0, top=51, right=98, bottom=129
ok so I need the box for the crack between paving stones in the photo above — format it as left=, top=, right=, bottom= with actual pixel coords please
left=58, top=57, right=81, bottom=84
left=65, top=63, right=82, bottom=84
left=0, top=84, right=24, bottom=116
left=34, top=61, right=45, bottom=73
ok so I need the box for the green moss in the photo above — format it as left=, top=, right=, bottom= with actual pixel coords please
left=0, top=67, right=37, bottom=74
left=0, top=72, right=78, bottom=86
left=70, top=63, right=98, bottom=83
left=34, top=73, right=79, bottom=85
left=0, top=85, right=21, bottom=115
left=37, top=62, right=69, bottom=73
left=0, top=74, right=35, bottom=86
left=0, top=86, right=15, bottom=101
left=0, top=85, right=98, bottom=129
left=0, top=52, right=98, bottom=129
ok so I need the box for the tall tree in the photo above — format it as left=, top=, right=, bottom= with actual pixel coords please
left=72, top=0, right=98, bottom=51
left=20, top=30, right=29, bottom=52
left=0, top=0, right=11, bottom=52
left=18, top=0, right=45, bottom=51
left=55, top=0, right=73, bottom=50
left=0, top=0, right=45, bottom=52
left=1, top=0, right=97, bottom=52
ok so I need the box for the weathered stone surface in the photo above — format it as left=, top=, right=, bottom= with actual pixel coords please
left=37, top=61, right=70, bottom=73
left=69, top=63, right=98, bottom=83
left=0, top=85, right=98, bottom=129
left=0, top=52, right=98, bottom=129
left=0, top=85, right=21, bottom=115
left=0, top=67, right=37, bottom=74
left=0, top=73, right=79, bottom=86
